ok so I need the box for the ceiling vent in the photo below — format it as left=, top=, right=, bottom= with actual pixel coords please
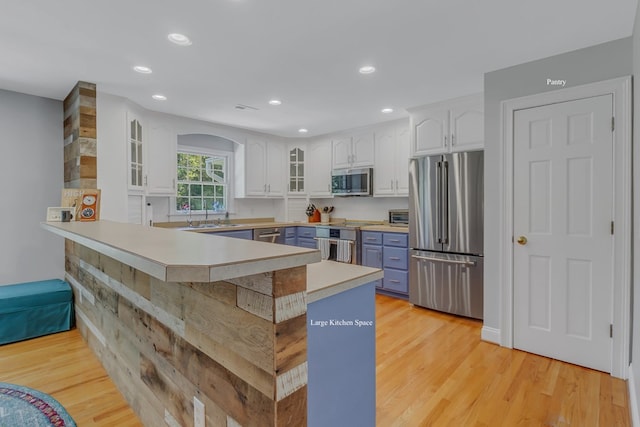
left=235, top=104, right=259, bottom=111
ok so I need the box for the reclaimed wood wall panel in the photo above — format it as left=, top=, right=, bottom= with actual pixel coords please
left=66, top=240, right=309, bottom=426
left=63, top=81, right=96, bottom=189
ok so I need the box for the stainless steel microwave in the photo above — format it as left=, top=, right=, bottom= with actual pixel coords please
left=331, top=168, right=373, bottom=196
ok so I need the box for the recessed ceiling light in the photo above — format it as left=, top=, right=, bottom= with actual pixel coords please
left=268, top=99, right=282, bottom=106
left=152, top=94, right=167, bottom=101
left=381, top=108, right=394, bottom=114
left=167, top=33, right=192, bottom=46
left=359, top=65, right=376, bottom=74
left=133, top=65, right=152, bottom=74
left=298, top=128, right=308, bottom=134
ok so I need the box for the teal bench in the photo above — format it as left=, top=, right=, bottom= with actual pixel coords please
left=0, top=279, right=74, bottom=345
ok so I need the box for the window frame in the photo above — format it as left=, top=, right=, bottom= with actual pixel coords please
left=174, top=146, right=233, bottom=214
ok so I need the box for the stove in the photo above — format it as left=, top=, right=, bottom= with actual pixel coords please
left=315, top=222, right=379, bottom=264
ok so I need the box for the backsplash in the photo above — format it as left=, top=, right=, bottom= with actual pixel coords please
left=309, top=197, right=408, bottom=222
left=146, top=196, right=407, bottom=224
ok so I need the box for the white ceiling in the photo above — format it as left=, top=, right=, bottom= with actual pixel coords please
left=0, top=0, right=637, bottom=137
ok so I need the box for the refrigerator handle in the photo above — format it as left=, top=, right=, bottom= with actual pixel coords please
left=436, top=161, right=441, bottom=244
left=412, top=254, right=476, bottom=267
left=443, top=160, right=449, bottom=245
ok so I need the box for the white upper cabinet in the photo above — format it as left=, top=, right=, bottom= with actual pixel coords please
left=238, top=138, right=285, bottom=198
left=307, top=139, right=333, bottom=197
left=332, top=131, right=374, bottom=169
left=146, top=120, right=177, bottom=196
left=127, top=112, right=144, bottom=192
left=287, top=144, right=306, bottom=196
left=373, top=121, right=410, bottom=197
left=266, top=142, right=285, bottom=196
left=410, top=93, right=483, bottom=156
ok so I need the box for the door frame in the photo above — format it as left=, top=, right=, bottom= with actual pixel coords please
left=499, top=77, right=632, bottom=378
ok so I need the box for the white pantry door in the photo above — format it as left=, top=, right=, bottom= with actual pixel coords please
left=513, top=94, right=613, bottom=372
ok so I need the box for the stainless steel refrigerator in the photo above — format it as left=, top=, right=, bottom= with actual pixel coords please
left=409, top=151, right=484, bottom=319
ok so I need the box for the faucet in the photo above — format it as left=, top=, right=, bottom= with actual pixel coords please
left=187, top=205, right=193, bottom=227
left=204, top=204, right=209, bottom=225
left=224, top=211, right=230, bottom=224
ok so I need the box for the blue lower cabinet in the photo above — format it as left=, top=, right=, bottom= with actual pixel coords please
left=307, top=282, right=376, bottom=427
left=364, top=231, right=409, bottom=298
left=284, top=227, right=297, bottom=246
left=208, top=229, right=253, bottom=240
left=361, top=244, right=383, bottom=288
left=297, top=237, right=317, bottom=249
left=296, top=226, right=317, bottom=248
left=383, top=269, right=409, bottom=294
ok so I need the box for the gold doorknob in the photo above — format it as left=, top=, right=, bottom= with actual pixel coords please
left=517, top=236, right=528, bottom=245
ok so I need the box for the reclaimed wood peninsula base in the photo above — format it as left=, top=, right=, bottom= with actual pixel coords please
left=43, top=221, right=382, bottom=427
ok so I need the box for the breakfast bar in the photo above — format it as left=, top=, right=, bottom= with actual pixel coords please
left=41, top=220, right=381, bottom=427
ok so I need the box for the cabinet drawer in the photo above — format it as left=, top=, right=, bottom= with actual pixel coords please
left=285, top=227, right=297, bottom=238
left=383, top=247, right=408, bottom=269
left=383, top=232, right=408, bottom=247
left=383, top=269, right=408, bottom=294
left=297, top=227, right=316, bottom=238
left=297, top=237, right=317, bottom=249
left=361, top=231, right=382, bottom=246
left=285, top=237, right=297, bottom=246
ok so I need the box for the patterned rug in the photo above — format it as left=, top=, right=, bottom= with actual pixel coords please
left=0, top=382, right=76, bottom=426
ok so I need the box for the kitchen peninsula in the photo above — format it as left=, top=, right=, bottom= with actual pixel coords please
left=41, top=220, right=381, bottom=427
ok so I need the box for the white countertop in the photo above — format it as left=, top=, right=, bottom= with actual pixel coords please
left=42, top=221, right=382, bottom=301
left=307, top=261, right=383, bottom=303
left=360, top=225, right=408, bottom=233
left=42, top=220, right=320, bottom=283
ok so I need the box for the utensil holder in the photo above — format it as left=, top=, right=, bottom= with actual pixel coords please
left=308, top=210, right=321, bottom=223
left=320, top=213, right=330, bottom=223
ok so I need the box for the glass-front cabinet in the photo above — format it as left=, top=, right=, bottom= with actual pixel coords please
left=128, top=116, right=144, bottom=190
left=288, top=146, right=305, bottom=195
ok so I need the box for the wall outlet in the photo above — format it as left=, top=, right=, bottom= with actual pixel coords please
left=194, top=396, right=205, bottom=427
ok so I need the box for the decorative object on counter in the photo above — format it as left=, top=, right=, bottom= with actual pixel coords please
left=306, top=204, right=321, bottom=222
left=61, top=189, right=101, bottom=221
left=320, top=206, right=334, bottom=223
left=46, top=207, right=74, bottom=222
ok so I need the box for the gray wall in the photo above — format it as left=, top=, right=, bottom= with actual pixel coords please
left=483, top=37, right=633, bottom=331
left=0, top=90, right=64, bottom=285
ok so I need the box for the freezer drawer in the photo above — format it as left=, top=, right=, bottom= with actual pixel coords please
left=409, top=250, right=483, bottom=319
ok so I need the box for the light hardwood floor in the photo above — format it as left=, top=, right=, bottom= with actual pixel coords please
left=0, top=295, right=631, bottom=426
left=376, top=294, right=631, bottom=426
left=0, top=329, right=142, bottom=426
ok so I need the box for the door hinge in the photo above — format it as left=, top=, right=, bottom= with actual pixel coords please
left=611, top=221, right=614, bottom=235
left=610, top=324, right=613, bottom=338
left=611, top=117, right=615, bottom=132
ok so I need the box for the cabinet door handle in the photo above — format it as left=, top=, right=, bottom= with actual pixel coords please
left=389, top=279, right=401, bottom=284
left=391, top=179, right=394, bottom=189
left=365, top=237, right=377, bottom=241
left=389, top=239, right=400, bottom=243
left=389, top=256, right=401, bottom=261
left=452, top=134, right=455, bottom=146
left=144, top=175, right=148, bottom=186
left=396, top=180, right=399, bottom=189
left=444, top=136, right=448, bottom=146
left=173, top=178, right=176, bottom=189
left=268, top=184, right=271, bottom=192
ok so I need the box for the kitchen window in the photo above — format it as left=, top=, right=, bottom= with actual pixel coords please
left=176, top=150, right=228, bottom=213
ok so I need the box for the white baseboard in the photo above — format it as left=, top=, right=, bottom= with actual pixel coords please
left=481, top=325, right=501, bottom=344
left=629, top=364, right=640, bottom=427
